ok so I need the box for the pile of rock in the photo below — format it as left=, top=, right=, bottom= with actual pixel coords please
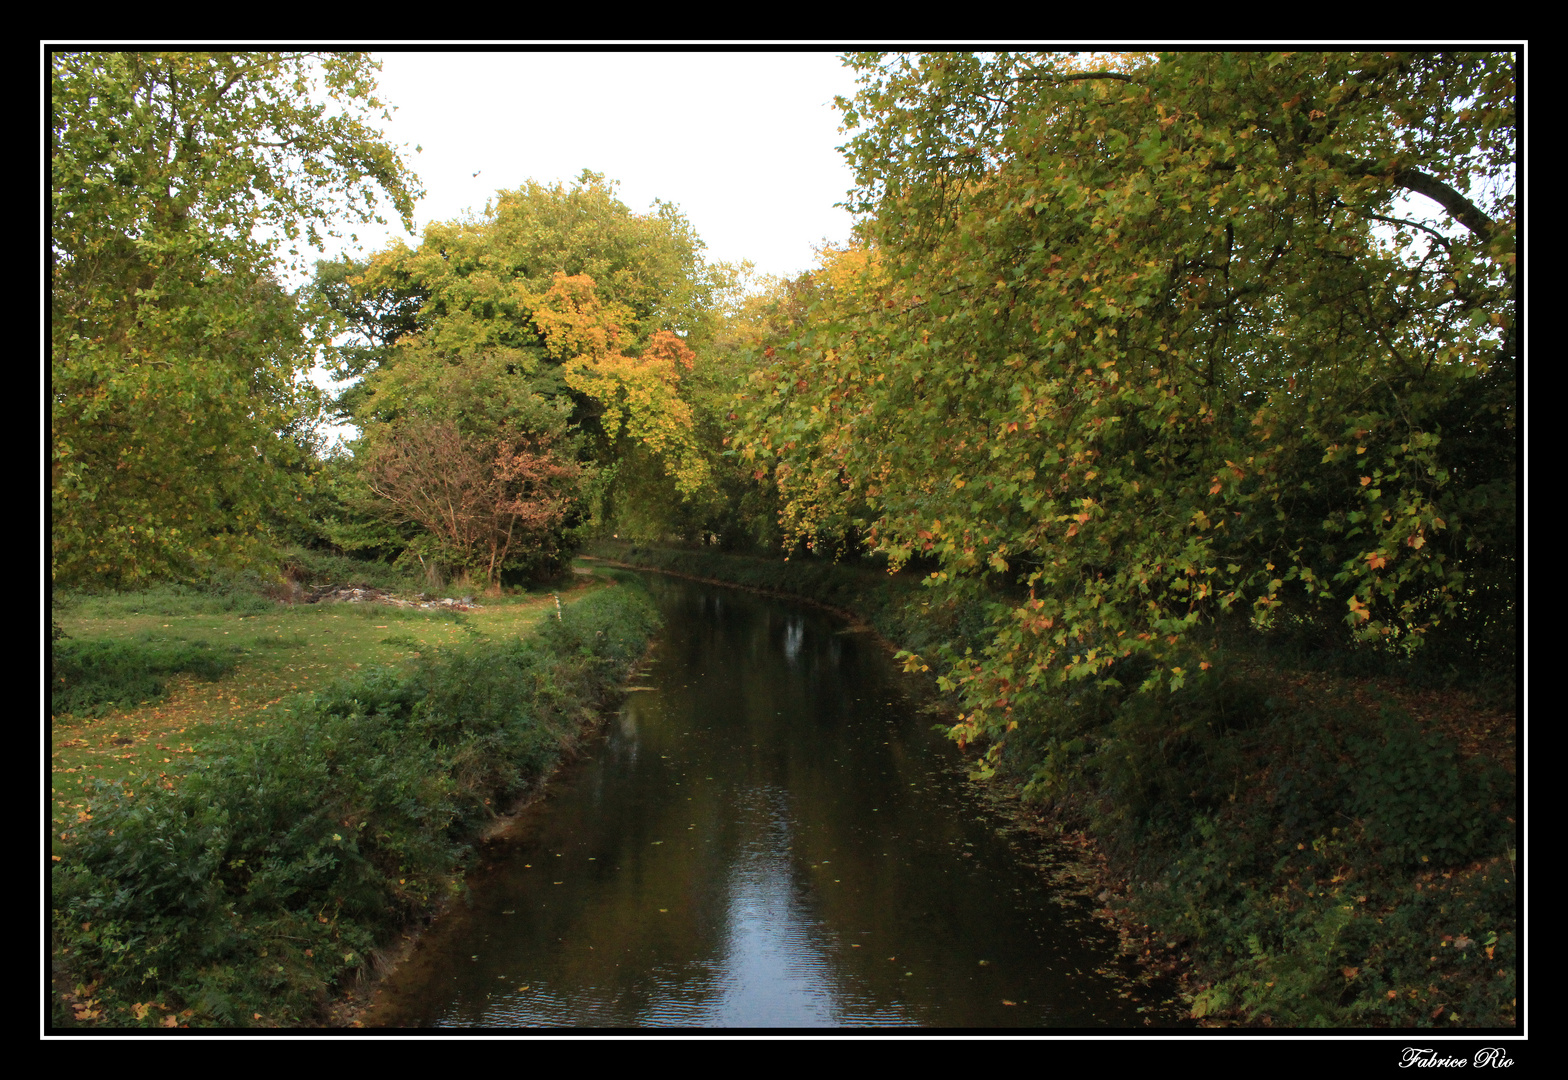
left=305, top=585, right=481, bottom=611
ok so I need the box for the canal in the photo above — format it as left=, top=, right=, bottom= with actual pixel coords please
left=361, top=572, right=1181, bottom=1028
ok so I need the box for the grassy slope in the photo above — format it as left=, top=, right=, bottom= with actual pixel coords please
left=50, top=567, right=643, bottom=1028
left=51, top=587, right=575, bottom=855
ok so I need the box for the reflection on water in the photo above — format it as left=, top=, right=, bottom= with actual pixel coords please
left=361, top=575, right=1181, bottom=1029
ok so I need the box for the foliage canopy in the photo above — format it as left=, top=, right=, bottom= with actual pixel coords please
left=51, top=51, right=422, bottom=589
left=738, top=50, right=1516, bottom=759
left=330, top=171, right=743, bottom=556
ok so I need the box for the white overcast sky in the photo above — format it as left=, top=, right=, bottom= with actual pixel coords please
left=327, top=50, right=866, bottom=284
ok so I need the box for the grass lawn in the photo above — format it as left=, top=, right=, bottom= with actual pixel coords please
left=50, top=573, right=600, bottom=858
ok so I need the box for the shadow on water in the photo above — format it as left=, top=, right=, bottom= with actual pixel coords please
left=362, top=575, right=1188, bottom=1029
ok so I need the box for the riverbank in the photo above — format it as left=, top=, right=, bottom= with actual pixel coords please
left=590, top=542, right=1518, bottom=1029
left=50, top=570, right=662, bottom=1029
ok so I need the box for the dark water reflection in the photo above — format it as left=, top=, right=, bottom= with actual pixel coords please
left=363, top=575, right=1178, bottom=1029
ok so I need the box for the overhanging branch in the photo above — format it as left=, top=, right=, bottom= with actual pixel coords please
left=1331, top=156, right=1497, bottom=243
left=1392, top=168, right=1496, bottom=243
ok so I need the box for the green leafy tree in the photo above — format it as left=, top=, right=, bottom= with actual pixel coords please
left=51, top=51, right=421, bottom=589
left=343, top=171, right=730, bottom=375
left=339, top=171, right=742, bottom=544
left=739, top=51, right=1515, bottom=761
left=663, top=271, right=825, bottom=550
left=308, top=253, right=426, bottom=424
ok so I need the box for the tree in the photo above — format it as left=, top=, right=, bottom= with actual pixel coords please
left=51, top=51, right=421, bottom=589
left=740, top=51, right=1515, bottom=761
left=344, top=330, right=581, bottom=583
left=338, top=172, right=741, bottom=543
left=341, top=171, right=731, bottom=376
left=361, top=419, right=580, bottom=593
left=308, top=253, right=426, bottom=424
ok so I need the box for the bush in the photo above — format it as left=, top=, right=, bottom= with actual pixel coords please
left=1107, top=687, right=1516, bottom=1028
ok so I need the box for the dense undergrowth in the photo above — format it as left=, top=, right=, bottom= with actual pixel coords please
left=50, top=575, right=660, bottom=1028
left=597, top=541, right=1518, bottom=1029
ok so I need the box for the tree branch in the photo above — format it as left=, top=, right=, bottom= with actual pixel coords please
left=1346, top=206, right=1453, bottom=254
left=1330, top=156, right=1495, bottom=242
left=1015, top=71, right=1136, bottom=84
left=1391, top=167, right=1495, bottom=243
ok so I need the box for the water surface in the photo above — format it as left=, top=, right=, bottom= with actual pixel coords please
left=363, top=574, right=1176, bottom=1029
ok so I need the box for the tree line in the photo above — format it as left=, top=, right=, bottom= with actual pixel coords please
left=52, top=50, right=1516, bottom=721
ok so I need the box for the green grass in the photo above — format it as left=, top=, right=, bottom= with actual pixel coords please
left=51, top=637, right=240, bottom=717
left=50, top=567, right=599, bottom=864
left=51, top=560, right=660, bottom=1028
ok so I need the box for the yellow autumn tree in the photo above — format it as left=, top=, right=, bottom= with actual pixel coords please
left=528, top=274, right=709, bottom=516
